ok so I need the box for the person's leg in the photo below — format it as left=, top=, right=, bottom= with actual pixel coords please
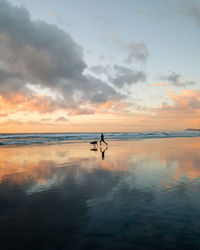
left=103, top=140, right=108, bottom=145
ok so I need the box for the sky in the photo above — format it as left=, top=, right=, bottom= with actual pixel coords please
left=0, top=0, right=200, bottom=132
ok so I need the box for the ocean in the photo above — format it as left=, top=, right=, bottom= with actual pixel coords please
left=1, top=130, right=200, bottom=146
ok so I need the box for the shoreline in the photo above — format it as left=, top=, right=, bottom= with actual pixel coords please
left=0, top=134, right=200, bottom=147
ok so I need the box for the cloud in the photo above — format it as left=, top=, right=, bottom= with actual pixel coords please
left=162, top=71, right=196, bottom=87
left=89, top=65, right=111, bottom=75
left=0, top=68, right=21, bottom=82
left=109, top=65, right=146, bottom=88
left=124, top=41, right=149, bottom=64
left=0, top=118, right=24, bottom=126
left=0, top=112, right=7, bottom=117
left=89, top=64, right=146, bottom=88
left=151, top=82, right=166, bottom=87
left=171, top=90, right=200, bottom=110
left=0, top=118, right=57, bottom=127
left=0, top=0, right=122, bottom=114
left=68, top=108, right=95, bottom=116
left=55, top=117, right=69, bottom=122
left=0, top=93, right=64, bottom=113
left=167, top=88, right=176, bottom=94
left=152, top=0, right=200, bottom=27
left=176, top=0, right=200, bottom=27
left=157, top=89, right=200, bottom=112
left=113, top=38, right=149, bottom=63
left=147, top=89, right=200, bottom=130
left=41, top=118, right=52, bottom=121
left=96, top=100, right=130, bottom=114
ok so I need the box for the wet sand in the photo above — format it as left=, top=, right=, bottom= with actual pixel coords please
left=0, top=138, right=200, bottom=249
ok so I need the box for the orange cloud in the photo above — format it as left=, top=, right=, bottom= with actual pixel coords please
left=96, top=100, right=130, bottom=113
left=152, top=89, right=200, bottom=130
left=0, top=92, right=130, bottom=118
left=167, top=89, right=200, bottom=111
left=0, top=93, right=63, bottom=114
left=1, top=88, right=200, bottom=133
left=0, top=113, right=7, bottom=117
left=167, top=88, right=176, bottom=94
left=151, top=82, right=166, bottom=87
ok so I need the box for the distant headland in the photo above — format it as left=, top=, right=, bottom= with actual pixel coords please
left=186, top=128, right=200, bottom=132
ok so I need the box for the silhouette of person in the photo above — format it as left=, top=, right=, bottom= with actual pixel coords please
left=100, top=133, right=108, bottom=146
left=100, top=147, right=108, bottom=160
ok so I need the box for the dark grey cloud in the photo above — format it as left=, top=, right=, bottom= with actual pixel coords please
left=89, top=65, right=111, bottom=75
left=0, top=68, right=21, bottom=82
left=164, top=71, right=180, bottom=85
left=89, top=65, right=146, bottom=88
left=0, top=0, right=122, bottom=112
left=110, top=65, right=146, bottom=88
left=162, top=71, right=195, bottom=87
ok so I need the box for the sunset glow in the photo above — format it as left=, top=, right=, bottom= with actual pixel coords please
left=0, top=0, right=200, bottom=132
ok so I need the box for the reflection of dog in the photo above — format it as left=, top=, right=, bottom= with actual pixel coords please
left=90, top=148, right=98, bottom=151
left=90, top=141, right=98, bottom=146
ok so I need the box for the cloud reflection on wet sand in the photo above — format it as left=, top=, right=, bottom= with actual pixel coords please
left=0, top=138, right=200, bottom=249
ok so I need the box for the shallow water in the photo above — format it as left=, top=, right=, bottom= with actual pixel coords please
left=0, top=138, right=200, bottom=249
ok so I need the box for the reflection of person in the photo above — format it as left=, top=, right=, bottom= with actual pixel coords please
left=100, top=133, right=108, bottom=146
left=100, top=147, right=108, bottom=160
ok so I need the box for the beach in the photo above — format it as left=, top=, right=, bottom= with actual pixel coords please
left=1, top=0, right=200, bottom=249
left=0, top=137, right=200, bottom=249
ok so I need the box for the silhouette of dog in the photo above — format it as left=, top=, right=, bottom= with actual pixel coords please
left=90, top=141, right=98, bottom=146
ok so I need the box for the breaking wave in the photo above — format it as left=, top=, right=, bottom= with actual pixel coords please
left=0, top=130, right=200, bottom=146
